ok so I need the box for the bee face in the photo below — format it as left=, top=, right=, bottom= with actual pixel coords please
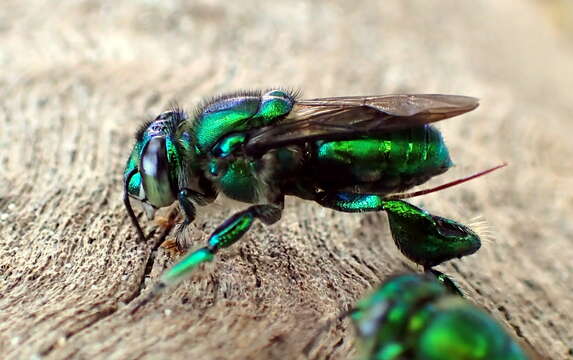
left=124, top=110, right=185, bottom=214
left=123, top=139, right=174, bottom=221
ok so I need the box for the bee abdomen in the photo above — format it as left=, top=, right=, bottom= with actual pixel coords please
left=311, top=125, right=453, bottom=194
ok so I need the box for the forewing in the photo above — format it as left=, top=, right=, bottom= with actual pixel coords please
left=245, top=94, right=479, bottom=156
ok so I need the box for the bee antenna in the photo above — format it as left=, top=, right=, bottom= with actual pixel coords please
left=302, top=307, right=354, bottom=357
left=124, top=168, right=147, bottom=242
left=387, top=163, right=507, bottom=200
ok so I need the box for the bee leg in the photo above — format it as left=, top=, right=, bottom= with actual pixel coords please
left=175, top=188, right=218, bottom=249
left=167, top=189, right=198, bottom=250
left=131, top=203, right=282, bottom=314
left=315, top=192, right=388, bottom=213
left=178, top=189, right=197, bottom=226
left=316, top=192, right=480, bottom=288
left=425, top=268, right=464, bottom=296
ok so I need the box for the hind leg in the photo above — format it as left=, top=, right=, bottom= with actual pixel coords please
left=316, top=192, right=478, bottom=296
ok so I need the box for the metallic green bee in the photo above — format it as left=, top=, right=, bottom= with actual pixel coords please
left=350, top=273, right=530, bottom=360
left=123, top=89, right=503, bottom=310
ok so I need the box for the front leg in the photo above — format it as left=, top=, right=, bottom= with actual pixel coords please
left=177, top=189, right=198, bottom=226
left=177, top=187, right=214, bottom=225
left=131, top=203, right=282, bottom=313
left=175, top=188, right=217, bottom=248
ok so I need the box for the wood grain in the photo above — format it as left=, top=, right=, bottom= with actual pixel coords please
left=1, top=1, right=572, bottom=359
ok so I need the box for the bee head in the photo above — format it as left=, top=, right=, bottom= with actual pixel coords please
left=123, top=109, right=187, bottom=240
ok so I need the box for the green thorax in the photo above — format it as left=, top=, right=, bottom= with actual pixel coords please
left=207, top=133, right=303, bottom=204
left=192, top=90, right=295, bottom=152
left=209, top=156, right=260, bottom=203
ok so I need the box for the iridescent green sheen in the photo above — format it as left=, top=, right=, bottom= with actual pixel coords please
left=124, top=140, right=143, bottom=196
left=266, top=89, right=291, bottom=98
left=376, top=343, right=404, bottom=360
left=315, top=194, right=480, bottom=293
left=255, top=91, right=294, bottom=121
left=128, top=173, right=142, bottom=196
left=431, top=270, right=464, bottom=296
left=419, top=298, right=529, bottom=360
left=165, top=136, right=180, bottom=182
left=318, top=195, right=479, bottom=268
left=327, top=193, right=386, bottom=212
left=124, top=110, right=188, bottom=207
left=212, top=133, right=247, bottom=158
left=353, top=274, right=446, bottom=356
left=194, top=90, right=294, bottom=151
left=195, top=96, right=260, bottom=151
left=383, top=200, right=481, bottom=267
left=162, top=248, right=214, bottom=285
left=123, top=90, right=494, bottom=317
left=353, top=276, right=430, bottom=359
left=352, top=275, right=529, bottom=360
left=208, top=213, right=254, bottom=249
left=315, top=126, right=452, bottom=183
left=218, top=159, right=258, bottom=203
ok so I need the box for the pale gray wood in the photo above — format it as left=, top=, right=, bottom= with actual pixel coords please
left=1, top=1, right=572, bottom=359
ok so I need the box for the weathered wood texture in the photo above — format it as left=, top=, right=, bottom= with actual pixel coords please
left=1, top=1, right=572, bottom=359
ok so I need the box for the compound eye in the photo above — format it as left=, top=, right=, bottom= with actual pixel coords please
left=140, top=137, right=176, bottom=208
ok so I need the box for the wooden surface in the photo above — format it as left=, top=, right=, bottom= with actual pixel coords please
left=1, top=1, right=572, bottom=359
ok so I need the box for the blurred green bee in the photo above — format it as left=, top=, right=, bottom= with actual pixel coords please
left=350, top=273, right=530, bottom=360
left=123, top=89, right=503, bottom=310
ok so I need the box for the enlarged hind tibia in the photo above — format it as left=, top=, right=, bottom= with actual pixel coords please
left=382, top=200, right=481, bottom=268
left=316, top=193, right=481, bottom=287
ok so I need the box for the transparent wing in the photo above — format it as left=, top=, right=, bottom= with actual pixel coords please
left=244, top=94, right=479, bottom=156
